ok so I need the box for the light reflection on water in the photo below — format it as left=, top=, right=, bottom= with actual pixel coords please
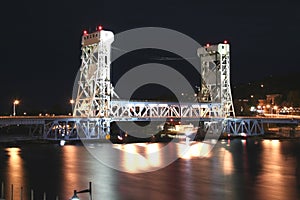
left=110, top=141, right=214, bottom=173
left=0, top=139, right=299, bottom=200
left=146, top=143, right=161, bottom=168
left=61, top=145, right=80, bottom=198
left=5, top=147, right=26, bottom=200
left=255, top=140, right=298, bottom=199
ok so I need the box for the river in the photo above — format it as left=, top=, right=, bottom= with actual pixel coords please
left=0, top=138, right=299, bottom=200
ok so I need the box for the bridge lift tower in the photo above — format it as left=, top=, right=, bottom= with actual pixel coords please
left=73, top=27, right=115, bottom=136
left=197, top=42, right=235, bottom=118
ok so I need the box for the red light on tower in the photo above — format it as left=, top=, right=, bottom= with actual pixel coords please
left=206, top=43, right=210, bottom=48
left=224, top=40, right=228, bottom=44
left=97, top=25, right=103, bottom=31
left=83, top=30, right=88, bottom=35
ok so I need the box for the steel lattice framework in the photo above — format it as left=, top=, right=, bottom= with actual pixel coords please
left=197, top=43, right=235, bottom=118
left=73, top=29, right=114, bottom=135
left=72, top=29, right=235, bottom=137
left=110, top=101, right=222, bottom=121
left=73, top=30, right=114, bottom=118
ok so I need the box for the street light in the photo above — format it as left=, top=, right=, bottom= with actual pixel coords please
left=13, top=100, right=20, bottom=116
left=70, top=191, right=80, bottom=200
left=69, top=99, right=75, bottom=115
left=70, top=182, right=92, bottom=200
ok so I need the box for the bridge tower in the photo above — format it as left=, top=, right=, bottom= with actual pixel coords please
left=73, top=27, right=114, bottom=136
left=197, top=42, right=235, bottom=117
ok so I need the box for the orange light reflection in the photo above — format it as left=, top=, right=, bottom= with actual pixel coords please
left=5, top=147, right=26, bottom=200
left=146, top=143, right=161, bottom=168
left=61, top=146, right=80, bottom=196
left=177, top=142, right=213, bottom=159
left=221, top=148, right=234, bottom=176
left=122, top=144, right=148, bottom=173
left=256, top=140, right=297, bottom=199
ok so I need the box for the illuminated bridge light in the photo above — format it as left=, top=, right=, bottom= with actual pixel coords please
left=97, top=25, right=103, bottom=31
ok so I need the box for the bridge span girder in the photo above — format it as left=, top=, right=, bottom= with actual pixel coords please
left=110, top=100, right=222, bottom=120
left=42, top=117, right=267, bottom=140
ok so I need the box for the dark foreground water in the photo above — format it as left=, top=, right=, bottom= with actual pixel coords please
left=0, top=138, right=300, bottom=200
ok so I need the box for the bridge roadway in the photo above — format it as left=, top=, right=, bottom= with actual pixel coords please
left=0, top=115, right=79, bottom=125
left=0, top=114, right=299, bottom=125
left=0, top=114, right=299, bottom=140
left=235, top=114, right=300, bottom=124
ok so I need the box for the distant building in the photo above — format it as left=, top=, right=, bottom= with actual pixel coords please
left=257, top=99, right=266, bottom=107
left=266, top=94, right=282, bottom=105
left=257, top=94, right=282, bottom=114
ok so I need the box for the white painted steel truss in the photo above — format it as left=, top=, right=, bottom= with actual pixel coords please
left=110, top=100, right=222, bottom=121
left=73, top=30, right=114, bottom=118
left=72, top=29, right=237, bottom=137
left=197, top=43, right=235, bottom=117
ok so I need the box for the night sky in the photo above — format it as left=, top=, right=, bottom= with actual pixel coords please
left=0, top=0, right=299, bottom=114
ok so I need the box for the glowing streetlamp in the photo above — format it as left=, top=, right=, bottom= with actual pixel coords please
left=70, top=182, right=92, bottom=200
left=273, top=105, right=278, bottom=114
left=70, top=191, right=80, bottom=200
left=69, top=99, right=75, bottom=115
left=13, top=100, right=20, bottom=116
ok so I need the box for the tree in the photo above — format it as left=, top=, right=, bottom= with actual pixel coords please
left=274, top=95, right=283, bottom=106
left=287, top=90, right=300, bottom=107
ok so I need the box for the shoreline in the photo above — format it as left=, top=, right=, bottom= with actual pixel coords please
left=0, top=133, right=299, bottom=146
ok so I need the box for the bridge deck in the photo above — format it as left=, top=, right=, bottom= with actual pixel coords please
left=0, top=115, right=299, bottom=140
left=0, top=115, right=299, bottom=125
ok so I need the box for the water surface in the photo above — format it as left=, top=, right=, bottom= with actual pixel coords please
left=0, top=139, right=299, bottom=200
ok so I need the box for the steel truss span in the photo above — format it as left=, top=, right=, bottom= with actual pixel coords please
left=110, top=101, right=222, bottom=120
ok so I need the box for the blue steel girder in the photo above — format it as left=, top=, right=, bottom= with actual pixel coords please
left=226, top=118, right=264, bottom=136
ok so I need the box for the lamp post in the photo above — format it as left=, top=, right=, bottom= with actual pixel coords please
left=69, top=99, right=75, bottom=115
left=70, top=182, right=92, bottom=200
left=13, top=100, right=20, bottom=116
